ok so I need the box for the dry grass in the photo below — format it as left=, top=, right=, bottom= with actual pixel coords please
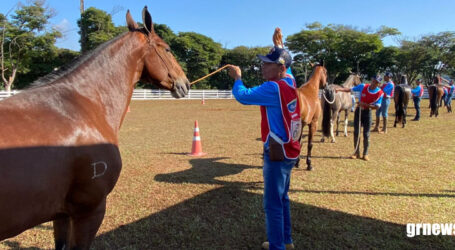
left=2, top=99, right=455, bottom=249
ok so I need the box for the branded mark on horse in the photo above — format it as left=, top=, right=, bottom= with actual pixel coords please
left=296, top=64, right=328, bottom=170
left=321, top=73, right=361, bottom=143
left=0, top=7, right=189, bottom=249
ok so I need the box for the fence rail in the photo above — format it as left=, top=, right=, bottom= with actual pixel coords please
left=0, top=88, right=447, bottom=101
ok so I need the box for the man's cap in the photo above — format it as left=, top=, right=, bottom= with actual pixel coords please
left=257, top=46, right=292, bottom=68
left=371, top=75, right=382, bottom=82
left=416, top=78, right=422, bottom=82
left=384, top=72, right=393, bottom=77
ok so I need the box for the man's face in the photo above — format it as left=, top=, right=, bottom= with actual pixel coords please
left=261, top=62, right=284, bottom=80
left=384, top=76, right=390, bottom=82
left=371, top=79, right=379, bottom=87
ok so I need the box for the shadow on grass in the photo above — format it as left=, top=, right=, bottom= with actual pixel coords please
left=0, top=241, right=43, bottom=250
left=91, top=157, right=455, bottom=249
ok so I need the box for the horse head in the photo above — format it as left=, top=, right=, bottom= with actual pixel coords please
left=316, top=65, right=328, bottom=89
left=126, top=7, right=190, bottom=98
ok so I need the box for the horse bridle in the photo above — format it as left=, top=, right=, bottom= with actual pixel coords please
left=145, top=36, right=177, bottom=90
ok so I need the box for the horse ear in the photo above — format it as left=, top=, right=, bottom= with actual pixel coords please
left=142, top=6, right=154, bottom=34
left=126, top=10, right=138, bottom=31
left=309, top=62, right=314, bottom=68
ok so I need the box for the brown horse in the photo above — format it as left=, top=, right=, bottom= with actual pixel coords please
left=296, top=65, right=328, bottom=170
left=393, top=76, right=412, bottom=128
left=0, top=7, right=189, bottom=249
left=321, top=73, right=361, bottom=143
left=428, top=84, right=444, bottom=117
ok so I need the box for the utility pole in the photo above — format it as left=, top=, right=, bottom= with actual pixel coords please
left=80, top=0, right=84, bottom=14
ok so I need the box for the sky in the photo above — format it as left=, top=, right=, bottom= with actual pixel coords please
left=1, top=0, right=455, bottom=52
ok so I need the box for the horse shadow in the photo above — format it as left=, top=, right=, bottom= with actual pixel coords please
left=90, top=157, right=455, bottom=249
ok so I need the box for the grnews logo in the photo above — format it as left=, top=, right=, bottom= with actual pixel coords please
left=407, top=223, right=455, bottom=237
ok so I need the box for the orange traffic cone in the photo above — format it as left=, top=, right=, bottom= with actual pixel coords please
left=188, top=120, right=207, bottom=156
left=201, top=98, right=205, bottom=105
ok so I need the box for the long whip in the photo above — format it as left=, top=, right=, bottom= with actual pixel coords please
left=190, top=64, right=232, bottom=85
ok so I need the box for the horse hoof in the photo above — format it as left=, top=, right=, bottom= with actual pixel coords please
left=331, top=140, right=336, bottom=143
left=306, top=166, right=313, bottom=171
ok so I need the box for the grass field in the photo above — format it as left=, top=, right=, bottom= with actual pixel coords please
left=2, top=99, right=455, bottom=249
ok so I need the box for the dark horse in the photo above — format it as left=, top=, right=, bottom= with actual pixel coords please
left=296, top=64, right=328, bottom=170
left=428, top=84, right=444, bottom=117
left=0, top=7, right=189, bottom=249
left=393, top=76, right=412, bottom=128
left=321, top=73, right=361, bottom=143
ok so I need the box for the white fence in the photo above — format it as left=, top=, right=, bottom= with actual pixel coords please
left=0, top=88, right=449, bottom=101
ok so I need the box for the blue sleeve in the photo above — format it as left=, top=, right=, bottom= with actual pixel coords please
left=383, top=83, right=394, bottom=96
left=411, top=86, right=421, bottom=95
left=286, top=67, right=294, bottom=78
left=351, top=83, right=365, bottom=92
left=232, top=79, right=280, bottom=107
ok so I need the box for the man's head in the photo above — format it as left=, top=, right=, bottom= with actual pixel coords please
left=370, top=75, right=382, bottom=88
left=416, top=78, right=422, bottom=84
left=450, top=80, right=454, bottom=85
left=384, top=72, right=393, bottom=81
left=258, top=46, right=292, bottom=81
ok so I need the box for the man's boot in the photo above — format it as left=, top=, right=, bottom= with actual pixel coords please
left=380, top=118, right=387, bottom=134
left=371, top=116, right=380, bottom=132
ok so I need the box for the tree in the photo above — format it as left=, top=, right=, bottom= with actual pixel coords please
left=171, top=32, right=224, bottom=89
left=286, top=23, right=389, bottom=83
left=0, top=0, right=61, bottom=91
left=78, top=7, right=118, bottom=53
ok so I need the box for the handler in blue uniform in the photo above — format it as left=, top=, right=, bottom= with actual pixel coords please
left=372, top=72, right=394, bottom=134
left=229, top=46, right=300, bottom=250
left=411, top=79, right=424, bottom=121
left=444, top=81, right=454, bottom=113
left=337, top=76, right=384, bottom=161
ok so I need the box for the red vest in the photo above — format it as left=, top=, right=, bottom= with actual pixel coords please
left=361, top=84, right=384, bottom=105
left=418, top=84, right=424, bottom=97
left=260, top=79, right=301, bottom=159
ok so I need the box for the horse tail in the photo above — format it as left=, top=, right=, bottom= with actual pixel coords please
left=430, top=85, right=437, bottom=112
left=397, top=85, right=404, bottom=117
left=321, top=91, right=332, bottom=137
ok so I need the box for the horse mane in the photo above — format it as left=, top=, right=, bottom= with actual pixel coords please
left=28, top=32, right=134, bottom=89
left=342, top=74, right=358, bottom=88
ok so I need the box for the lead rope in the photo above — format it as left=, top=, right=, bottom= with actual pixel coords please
left=322, top=88, right=336, bottom=104
left=190, top=64, right=232, bottom=85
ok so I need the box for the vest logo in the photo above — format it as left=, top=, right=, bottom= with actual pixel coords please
left=287, top=99, right=297, bottom=113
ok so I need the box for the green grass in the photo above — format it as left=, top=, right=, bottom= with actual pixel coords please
left=2, top=99, right=455, bottom=249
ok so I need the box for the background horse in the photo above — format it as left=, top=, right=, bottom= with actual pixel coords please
left=393, top=76, right=412, bottom=128
left=296, top=64, right=328, bottom=170
left=0, top=7, right=189, bottom=249
left=428, top=84, right=444, bottom=117
left=321, top=73, right=361, bottom=143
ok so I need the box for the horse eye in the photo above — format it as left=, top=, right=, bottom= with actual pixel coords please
left=165, top=48, right=171, bottom=52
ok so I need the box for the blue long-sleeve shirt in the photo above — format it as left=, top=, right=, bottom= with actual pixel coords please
left=411, top=85, right=423, bottom=97
left=232, top=75, right=295, bottom=145
left=382, top=81, right=394, bottom=98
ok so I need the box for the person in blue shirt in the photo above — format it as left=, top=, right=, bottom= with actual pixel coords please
left=336, top=76, right=384, bottom=161
left=229, top=46, right=299, bottom=250
left=372, top=72, right=394, bottom=134
left=411, top=79, right=424, bottom=121
left=444, top=80, right=454, bottom=113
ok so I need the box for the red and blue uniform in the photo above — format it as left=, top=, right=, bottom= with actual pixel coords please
left=411, top=84, right=424, bottom=120
left=232, top=72, right=300, bottom=249
left=351, top=83, right=384, bottom=156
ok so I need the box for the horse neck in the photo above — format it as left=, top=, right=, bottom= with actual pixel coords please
left=60, top=34, right=144, bottom=134
left=342, top=76, right=355, bottom=88
left=300, top=68, right=322, bottom=96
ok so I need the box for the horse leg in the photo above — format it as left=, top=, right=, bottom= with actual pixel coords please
left=402, top=106, right=407, bottom=128
left=335, top=111, right=340, bottom=137
left=295, top=126, right=305, bottom=168
left=306, top=123, right=316, bottom=171
left=53, top=216, right=71, bottom=250
left=70, top=199, right=106, bottom=250
left=330, top=118, right=335, bottom=143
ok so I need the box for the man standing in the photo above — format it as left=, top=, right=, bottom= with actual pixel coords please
left=372, top=72, right=394, bottom=133
left=229, top=46, right=300, bottom=250
left=411, top=79, right=425, bottom=121
left=337, top=76, right=384, bottom=161
left=444, top=80, right=454, bottom=113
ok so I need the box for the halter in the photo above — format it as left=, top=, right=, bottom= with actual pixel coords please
left=145, top=35, right=176, bottom=90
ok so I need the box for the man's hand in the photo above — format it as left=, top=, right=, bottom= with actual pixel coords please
left=228, top=65, right=242, bottom=81
left=273, top=27, right=283, bottom=48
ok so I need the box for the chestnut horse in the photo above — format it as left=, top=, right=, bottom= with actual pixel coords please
left=296, top=65, right=328, bottom=170
left=428, top=84, right=444, bottom=117
left=321, top=73, right=361, bottom=143
left=0, top=7, right=189, bottom=249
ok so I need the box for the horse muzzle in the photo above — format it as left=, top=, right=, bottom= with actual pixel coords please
left=171, top=78, right=190, bottom=98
